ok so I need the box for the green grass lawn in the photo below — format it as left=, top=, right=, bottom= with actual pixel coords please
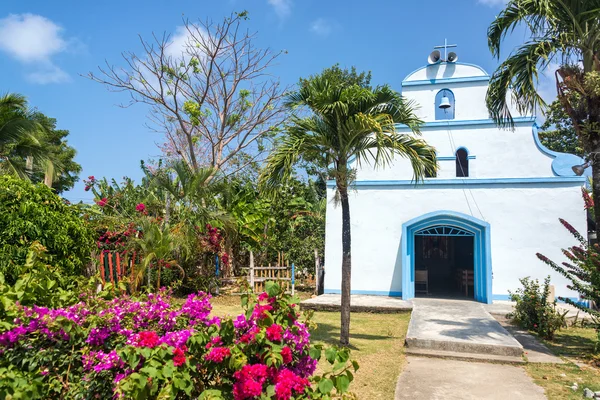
left=524, top=325, right=600, bottom=399
left=209, top=294, right=409, bottom=399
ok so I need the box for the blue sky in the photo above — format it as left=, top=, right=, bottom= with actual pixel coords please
left=0, top=0, right=545, bottom=202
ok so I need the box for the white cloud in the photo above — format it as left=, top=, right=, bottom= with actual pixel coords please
left=26, top=64, right=70, bottom=84
left=165, top=26, right=190, bottom=59
left=309, top=18, right=334, bottom=37
left=0, top=13, right=75, bottom=84
left=268, top=0, right=292, bottom=20
left=477, top=0, right=509, bottom=6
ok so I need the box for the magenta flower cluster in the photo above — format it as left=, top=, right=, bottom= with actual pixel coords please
left=0, top=287, right=320, bottom=399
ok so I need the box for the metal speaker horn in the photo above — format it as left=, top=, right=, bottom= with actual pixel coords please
left=572, top=160, right=591, bottom=176
left=447, top=51, right=458, bottom=63
left=428, top=50, right=441, bottom=64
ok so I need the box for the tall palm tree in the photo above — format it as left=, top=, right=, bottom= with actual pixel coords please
left=260, top=77, right=436, bottom=345
left=0, top=93, right=49, bottom=179
left=486, top=0, right=600, bottom=231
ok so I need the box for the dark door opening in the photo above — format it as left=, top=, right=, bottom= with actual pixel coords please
left=414, top=235, right=474, bottom=298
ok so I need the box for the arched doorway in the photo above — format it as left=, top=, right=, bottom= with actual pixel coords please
left=401, top=211, right=491, bottom=303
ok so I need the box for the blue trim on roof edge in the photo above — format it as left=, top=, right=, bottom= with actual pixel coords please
left=396, top=116, right=535, bottom=130
left=403, top=75, right=489, bottom=87
left=326, top=176, right=585, bottom=188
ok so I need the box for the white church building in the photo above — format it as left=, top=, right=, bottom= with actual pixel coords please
left=323, top=52, right=588, bottom=304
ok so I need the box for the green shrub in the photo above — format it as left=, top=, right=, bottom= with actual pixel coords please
left=0, top=176, right=94, bottom=283
left=509, top=276, right=567, bottom=340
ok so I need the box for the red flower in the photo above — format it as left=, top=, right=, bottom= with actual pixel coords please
left=233, top=364, right=268, bottom=400
left=88, top=175, right=95, bottom=181
left=135, top=331, right=159, bottom=348
left=96, top=197, right=108, bottom=207
left=266, top=324, right=283, bottom=342
left=84, top=186, right=90, bottom=192
left=173, top=347, right=186, bottom=367
left=136, top=203, right=146, bottom=212
left=273, top=369, right=309, bottom=400
left=205, top=346, right=231, bottom=363
left=281, top=346, right=293, bottom=364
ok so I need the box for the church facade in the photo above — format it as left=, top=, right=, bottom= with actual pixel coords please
left=323, top=59, right=588, bottom=304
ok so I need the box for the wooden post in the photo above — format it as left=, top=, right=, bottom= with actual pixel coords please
left=107, top=252, right=114, bottom=284
left=99, top=252, right=106, bottom=284
left=249, top=251, right=255, bottom=292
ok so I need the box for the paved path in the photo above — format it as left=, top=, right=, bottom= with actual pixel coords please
left=395, top=357, right=546, bottom=400
left=406, top=298, right=523, bottom=357
left=300, top=294, right=412, bottom=313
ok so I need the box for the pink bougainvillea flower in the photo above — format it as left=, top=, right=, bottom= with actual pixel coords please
left=233, top=364, right=268, bottom=400
left=258, top=292, right=269, bottom=302
left=173, top=347, right=186, bottom=367
left=281, top=346, right=293, bottom=364
left=96, top=197, right=108, bottom=207
left=266, top=324, right=283, bottom=342
left=135, top=203, right=146, bottom=212
left=84, top=186, right=90, bottom=192
left=205, top=346, right=231, bottom=363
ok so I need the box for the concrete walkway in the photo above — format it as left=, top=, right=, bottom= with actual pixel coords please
left=405, top=298, right=523, bottom=357
left=300, top=294, right=412, bottom=313
left=395, top=357, right=546, bottom=400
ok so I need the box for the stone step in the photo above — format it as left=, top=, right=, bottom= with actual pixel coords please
left=404, top=347, right=525, bottom=364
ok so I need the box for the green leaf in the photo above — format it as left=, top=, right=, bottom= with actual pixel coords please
left=336, top=375, right=350, bottom=393
left=265, top=281, right=280, bottom=297
left=309, top=346, right=322, bottom=360
left=318, top=378, right=334, bottom=394
left=325, top=347, right=337, bottom=364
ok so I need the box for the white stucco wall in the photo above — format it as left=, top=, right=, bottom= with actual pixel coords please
left=323, top=182, right=587, bottom=300
left=322, top=60, right=588, bottom=303
left=355, top=122, right=556, bottom=180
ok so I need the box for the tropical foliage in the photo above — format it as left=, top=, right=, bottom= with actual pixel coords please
left=486, top=0, right=600, bottom=233
left=0, top=176, right=94, bottom=284
left=260, top=68, right=437, bottom=345
left=536, top=219, right=600, bottom=347
left=0, top=280, right=358, bottom=399
left=509, top=276, right=568, bottom=340
left=539, top=99, right=583, bottom=156
left=0, top=93, right=81, bottom=190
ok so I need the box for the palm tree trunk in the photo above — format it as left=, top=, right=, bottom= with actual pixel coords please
left=338, top=184, right=352, bottom=346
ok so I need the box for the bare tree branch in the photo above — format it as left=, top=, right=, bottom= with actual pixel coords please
left=86, top=11, right=290, bottom=179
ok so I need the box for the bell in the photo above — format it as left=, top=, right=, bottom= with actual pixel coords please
left=439, top=95, right=451, bottom=109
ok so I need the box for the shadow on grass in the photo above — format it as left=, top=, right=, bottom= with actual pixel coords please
left=309, top=322, right=397, bottom=350
left=544, top=329, right=598, bottom=359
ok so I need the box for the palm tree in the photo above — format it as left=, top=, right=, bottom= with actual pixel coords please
left=486, top=0, right=600, bottom=232
left=0, top=93, right=49, bottom=179
left=259, top=77, right=436, bottom=345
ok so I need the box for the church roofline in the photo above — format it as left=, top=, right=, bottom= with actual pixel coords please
left=402, top=75, right=490, bottom=87
left=325, top=176, right=586, bottom=188
left=402, top=62, right=490, bottom=84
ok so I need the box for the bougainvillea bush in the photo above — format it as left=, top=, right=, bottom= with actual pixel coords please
left=0, top=282, right=357, bottom=399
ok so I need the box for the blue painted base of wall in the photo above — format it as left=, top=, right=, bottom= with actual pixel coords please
left=492, top=294, right=589, bottom=307
left=324, top=289, right=403, bottom=297
left=322, top=291, right=589, bottom=306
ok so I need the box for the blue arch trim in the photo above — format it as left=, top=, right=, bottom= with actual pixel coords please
left=401, top=210, right=492, bottom=303
left=531, top=123, right=588, bottom=177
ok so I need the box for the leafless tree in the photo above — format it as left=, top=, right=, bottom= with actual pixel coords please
left=87, top=11, right=289, bottom=179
